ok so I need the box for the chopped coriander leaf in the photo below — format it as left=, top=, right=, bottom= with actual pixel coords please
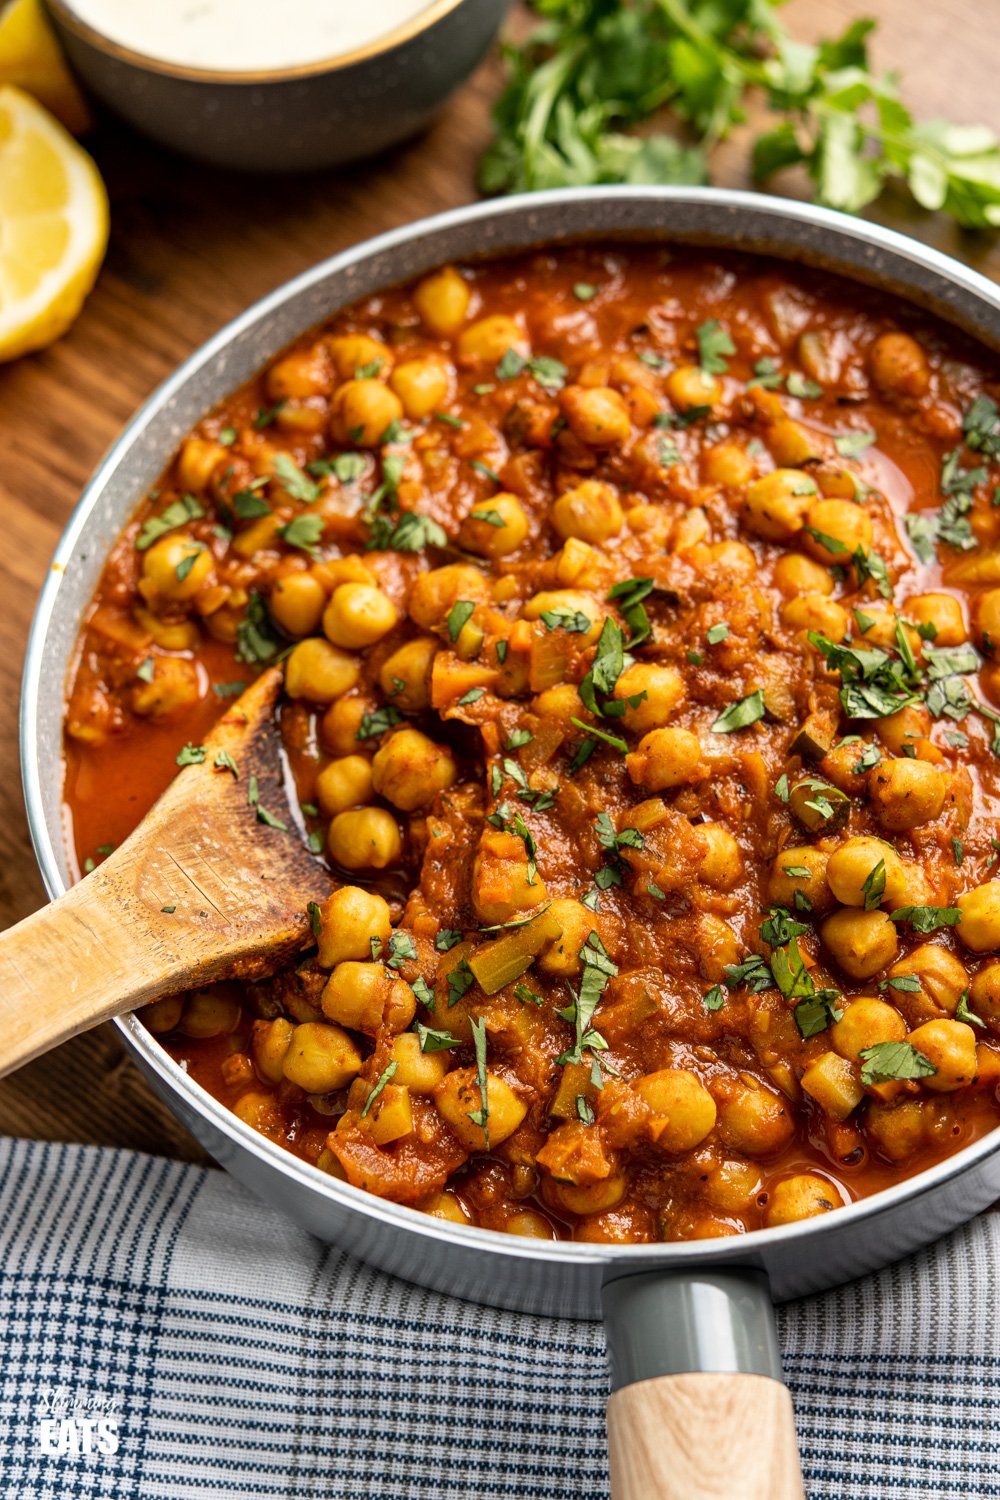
left=435, top=930, right=463, bottom=952
left=706, top=622, right=730, bottom=645
left=567, top=736, right=597, bottom=774
left=570, top=718, right=627, bottom=753
left=711, top=689, right=765, bottom=734
left=256, top=805, right=288, bottom=831
left=540, top=607, right=591, bottom=633
left=434, top=410, right=465, bottom=429
left=465, top=1015, right=491, bottom=1144
left=528, top=356, right=568, bottom=391
left=687, top=649, right=704, bottom=666
left=578, top=617, right=626, bottom=716
left=496, top=640, right=508, bottom=665
left=232, top=489, right=271, bottom=520
left=952, top=837, right=964, bottom=866
left=161, top=905, right=175, bottom=914
left=253, top=401, right=285, bottom=429
left=83, top=857, right=95, bottom=874
left=236, top=592, right=282, bottom=664
left=576, top=1097, right=595, bottom=1125
left=883, top=974, right=921, bottom=993
left=496, top=348, right=527, bottom=380
left=470, top=459, right=503, bottom=485
left=472, top=383, right=495, bottom=396
left=360, top=1061, right=398, bottom=1118
left=272, top=453, right=321, bottom=503
left=514, top=982, right=543, bottom=1007
left=834, top=430, right=877, bottom=458
left=307, top=901, right=322, bottom=939
left=470, top=508, right=505, bottom=527
left=458, top=687, right=486, bottom=705
left=802, top=525, right=848, bottom=555
left=356, top=705, right=404, bottom=740
left=136, top=494, right=206, bottom=551
left=386, top=932, right=418, bottom=970
left=417, top=1024, right=461, bottom=1052
left=175, top=743, right=206, bottom=767
left=447, top=959, right=475, bottom=1008
left=859, top=1041, right=936, bottom=1085
left=174, top=547, right=203, bottom=583
left=506, top=729, right=533, bottom=750
left=889, top=905, right=963, bottom=933
left=218, top=425, right=237, bottom=446
left=956, top=991, right=986, bottom=1030
left=696, top=318, right=735, bottom=375
left=702, top=983, right=724, bottom=1012
left=447, top=600, right=476, bottom=643
left=278, top=514, right=325, bottom=556
left=213, top=680, right=246, bottom=698
left=861, top=859, right=886, bottom=910
left=214, top=749, right=239, bottom=778
left=136, top=657, right=155, bottom=683
left=369, top=509, right=449, bottom=553
left=751, top=357, right=783, bottom=390
left=775, top=773, right=791, bottom=802
left=786, top=372, right=822, bottom=399
left=794, top=993, right=844, bottom=1039
left=573, top=282, right=598, bottom=301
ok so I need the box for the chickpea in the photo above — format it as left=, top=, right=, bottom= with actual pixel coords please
left=506, top=1210, right=556, bottom=1239
left=666, top=364, right=722, bottom=411
left=831, top=998, right=906, bottom=1060
left=371, top=727, right=458, bottom=812
left=821, top=907, right=899, bottom=980
left=803, top=498, right=873, bottom=562
left=559, top=386, right=631, bottom=447
left=132, top=657, right=201, bottom=719
left=269, top=573, right=326, bottom=638
left=457, top=315, right=526, bottom=365
left=697, top=824, right=743, bottom=890
left=696, top=913, right=740, bottom=984
left=781, top=595, right=848, bottom=639
left=472, top=828, right=548, bottom=925
left=322, top=582, right=398, bottom=649
left=139, top=533, right=213, bottom=605
left=178, top=990, right=241, bottom=1040
left=742, top=470, right=815, bottom=541
left=282, top=1021, right=362, bottom=1093
left=326, top=334, right=391, bottom=381
left=868, top=758, right=947, bottom=832
left=704, top=1160, right=762, bottom=1214
left=388, top=357, right=451, bottom=420
left=522, top=589, right=603, bottom=645
left=826, top=835, right=901, bottom=907
left=537, top=899, right=600, bottom=977
left=554, top=537, right=601, bottom=587
left=877, top=705, right=930, bottom=756
left=321, top=696, right=370, bottom=756
left=413, top=265, right=470, bottom=335
left=970, top=962, right=1000, bottom=1028
left=177, top=437, right=227, bottom=492
left=408, top=564, right=487, bottom=630
left=715, top=1081, right=795, bottom=1157
left=975, top=588, right=1000, bottom=650
left=636, top=1069, right=717, bottom=1153
left=550, top=480, right=623, bottom=542
left=266, top=346, right=333, bottom=401
left=612, top=663, right=685, bottom=735
left=321, top=962, right=416, bottom=1035
left=626, top=727, right=703, bottom=792
left=316, top=755, right=374, bottom=817
left=434, top=1068, right=528, bottom=1150
left=888, top=944, right=968, bottom=1026
left=138, top=994, right=184, bottom=1035
left=390, top=1032, right=449, bottom=1094
left=866, top=1097, right=927, bottom=1161
left=904, top=592, right=966, bottom=647
left=765, top=1174, right=843, bottom=1227
left=907, top=1019, right=978, bottom=1091
left=134, top=606, right=198, bottom=653
left=855, top=610, right=921, bottom=659
left=284, top=638, right=360, bottom=704
left=379, top=636, right=436, bottom=712
left=773, top=552, right=833, bottom=597
left=232, top=1091, right=284, bottom=1135
left=547, top=1176, right=628, bottom=1216
left=327, top=807, right=402, bottom=870
left=703, top=441, right=755, bottom=489
left=767, top=417, right=821, bottom=468
left=870, top=331, right=930, bottom=399
left=957, top=882, right=1000, bottom=952
left=316, top=885, right=391, bottom=969
left=459, top=493, right=529, bottom=557
left=330, top=379, right=403, bottom=447
left=768, top=846, right=832, bottom=912
left=251, top=1017, right=295, bottom=1084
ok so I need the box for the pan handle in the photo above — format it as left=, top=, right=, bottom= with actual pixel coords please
left=601, top=1268, right=804, bottom=1500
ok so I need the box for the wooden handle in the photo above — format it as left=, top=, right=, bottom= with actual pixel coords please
left=607, top=1372, right=804, bottom=1500
left=0, top=670, right=329, bottom=1077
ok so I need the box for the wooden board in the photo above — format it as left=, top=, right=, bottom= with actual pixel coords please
left=2, top=0, right=1000, bottom=1159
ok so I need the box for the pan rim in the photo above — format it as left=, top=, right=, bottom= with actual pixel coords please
left=21, top=184, right=1000, bottom=1273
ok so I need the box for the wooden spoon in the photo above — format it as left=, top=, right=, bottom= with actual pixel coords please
left=0, top=668, right=331, bottom=1078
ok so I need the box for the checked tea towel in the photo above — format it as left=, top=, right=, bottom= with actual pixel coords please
left=0, top=1134, right=997, bottom=1499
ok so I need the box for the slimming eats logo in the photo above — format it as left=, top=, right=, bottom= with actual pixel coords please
left=34, top=1385, right=121, bottom=1458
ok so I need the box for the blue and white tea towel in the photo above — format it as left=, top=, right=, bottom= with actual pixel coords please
left=0, top=1136, right=997, bottom=1499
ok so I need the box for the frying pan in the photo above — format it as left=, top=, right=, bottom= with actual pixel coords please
left=20, top=188, right=1000, bottom=1497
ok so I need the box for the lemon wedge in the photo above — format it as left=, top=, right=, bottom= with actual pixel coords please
left=0, top=0, right=91, bottom=134
left=0, top=84, right=108, bottom=361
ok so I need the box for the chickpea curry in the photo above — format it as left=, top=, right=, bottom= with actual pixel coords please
left=64, top=245, right=1000, bottom=1244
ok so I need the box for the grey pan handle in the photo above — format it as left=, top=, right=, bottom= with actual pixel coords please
left=602, top=1270, right=805, bottom=1500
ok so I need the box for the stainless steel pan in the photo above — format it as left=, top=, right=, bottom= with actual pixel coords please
left=21, top=188, right=1000, bottom=1498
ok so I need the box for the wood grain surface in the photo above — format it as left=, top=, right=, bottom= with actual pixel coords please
left=2, top=0, right=1000, bottom=1161
left=607, top=1373, right=804, bottom=1499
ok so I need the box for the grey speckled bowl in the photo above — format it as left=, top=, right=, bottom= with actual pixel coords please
left=43, top=0, right=510, bottom=172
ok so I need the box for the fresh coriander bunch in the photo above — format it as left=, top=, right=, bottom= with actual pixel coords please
left=479, top=0, right=1000, bottom=228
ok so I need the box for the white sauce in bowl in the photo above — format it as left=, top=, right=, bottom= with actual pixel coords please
left=64, top=0, right=440, bottom=72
